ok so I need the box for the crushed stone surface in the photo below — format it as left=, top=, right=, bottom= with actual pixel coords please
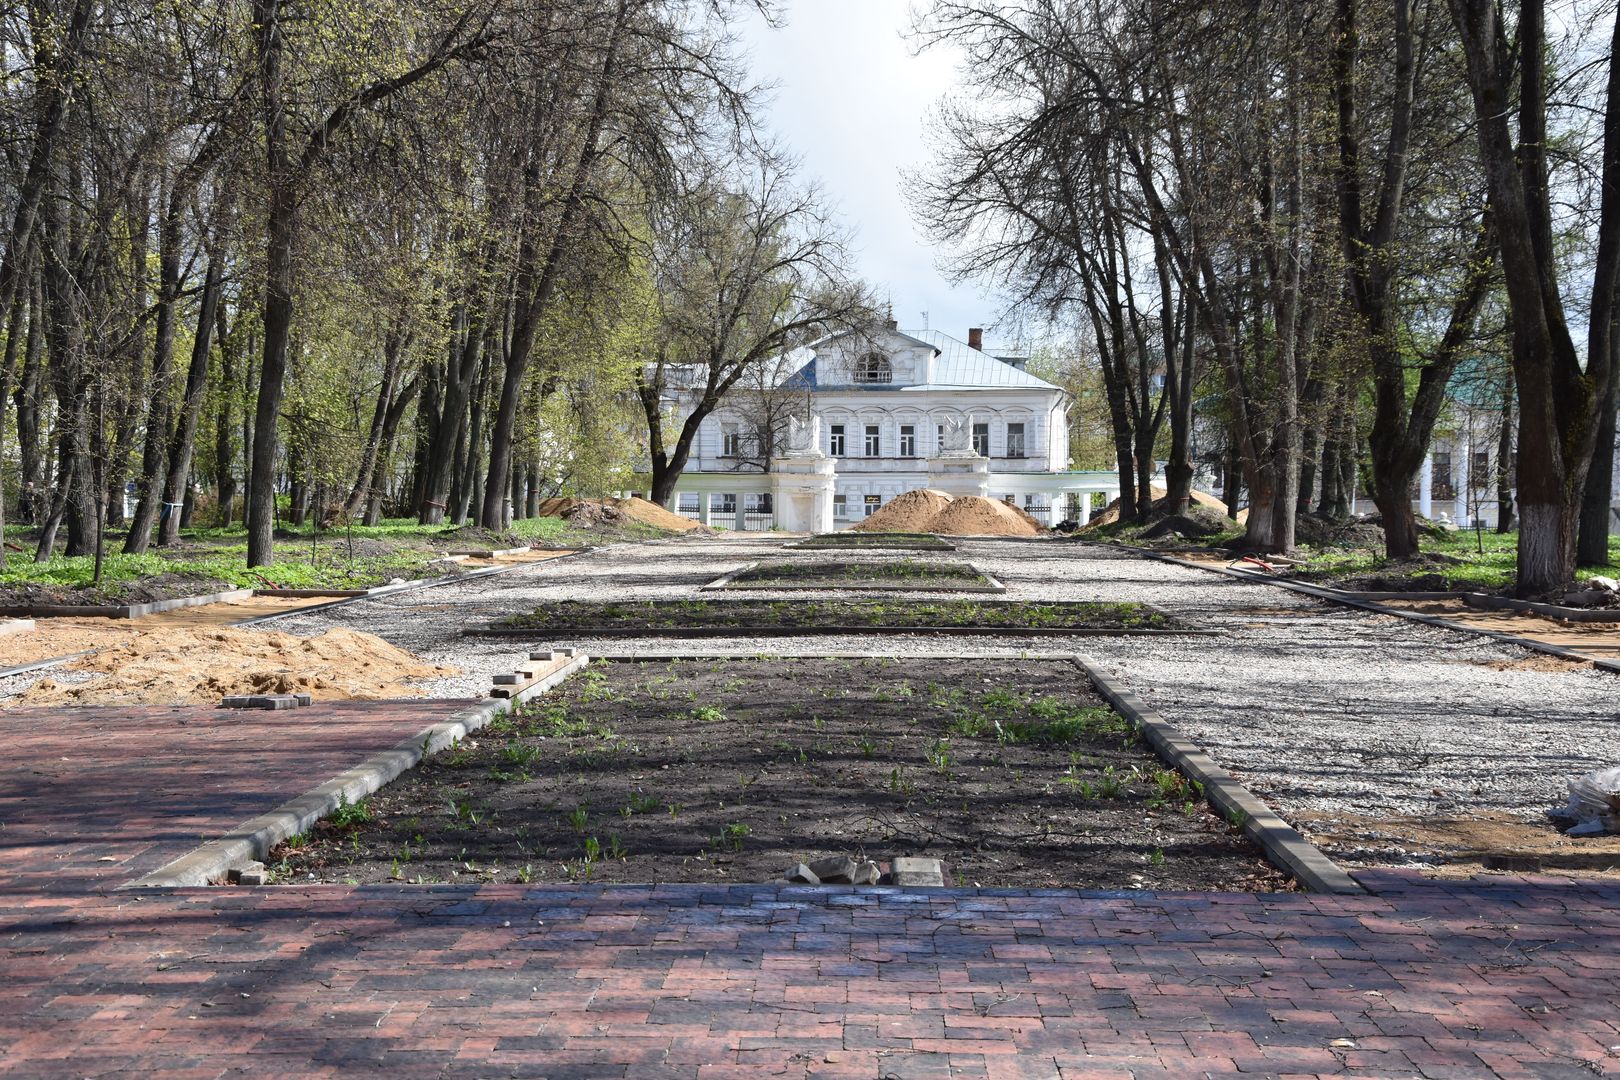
left=15, top=533, right=1612, bottom=866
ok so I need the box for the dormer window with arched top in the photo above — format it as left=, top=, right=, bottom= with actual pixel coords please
left=852, top=353, right=892, bottom=384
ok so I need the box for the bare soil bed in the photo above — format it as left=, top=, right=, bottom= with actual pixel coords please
left=720, top=559, right=1000, bottom=591
left=487, top=598, right=1175, bottom=633
left=0, top=571, right=235, bottom=609
left=792, top=533, right=957, bottom=551
left=267, top=657, right=1290, bottom=891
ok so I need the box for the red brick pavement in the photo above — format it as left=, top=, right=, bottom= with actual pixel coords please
left=0, top=701, right=473, bottom=894
left=2, top=702, right=1618, bottom=1079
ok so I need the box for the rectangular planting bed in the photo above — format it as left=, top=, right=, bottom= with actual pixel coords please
left=789, top=533, right=958, bottom=551
left=470, top=598, right=1191, bottom=637
left=265, top=657, right=1289, bottom=892
left=707, top=559, right=1004, bottom=592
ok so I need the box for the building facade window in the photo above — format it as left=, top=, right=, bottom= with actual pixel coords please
left=833, top=494, right=847, bottom=519
left=853, top=354, right=892, bottom=383
left=721, top=425, right=740, bottom=457
left=936, top=424, right=945, bottom=453
left=864, top=424, right=881, bottom=456
left=899, top=424, right=916, bottom=457
left=1006, top=422, right=1026, bottom=458
left=972, top=422, right=990, bottom=456
left=829, top=424, right=846, bottom=457
left=863, top=494, right=881, bottom=517
left=1432, top=452, right=1454, bottom=499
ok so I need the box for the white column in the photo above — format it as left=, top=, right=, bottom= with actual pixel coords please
left=1419, top=453, right=1433, bottom=519
left=734, top=497, right=747, bottom=532
left=1046, top=497, right=1061, bottom=527
left=1455, top=439, right=1471, bottom=526
left=1078, top=494, right=1093, bottom=526
left=699, top=495, right=713, bottom=526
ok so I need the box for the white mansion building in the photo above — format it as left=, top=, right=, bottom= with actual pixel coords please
left=660, top=325, right=1120, bottom=532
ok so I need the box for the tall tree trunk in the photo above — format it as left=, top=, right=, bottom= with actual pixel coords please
left=342, top=325, right=407, bottom=519
left=480, top=1, right=627, bottom=527
left=418, top=307, right=484, bottom=523
left=215, top=301, right=236, bottom=525
left=1450, top=0, right=1618, bottom=594
left=123, top=178, right=183, bottom=555
left=247, top=0, right=293, bottom=567
left=156, top=257, right=222, bottom=546
left=14, top=275, right=46, bottom=525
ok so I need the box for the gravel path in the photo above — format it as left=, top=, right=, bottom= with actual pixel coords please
left=78, top=532, right=1620, bottom=864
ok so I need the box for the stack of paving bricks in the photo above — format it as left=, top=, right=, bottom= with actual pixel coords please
left=491, top=649, right=579, bottom=699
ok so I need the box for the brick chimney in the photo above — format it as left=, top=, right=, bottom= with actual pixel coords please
left=967, top=327, right=984, bottom=351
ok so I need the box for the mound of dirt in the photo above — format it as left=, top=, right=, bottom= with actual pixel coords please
left=534, top=496, right=704, bottom=533
left=928, top=496, right=1043, bottom=537
left=849, top=490, right=955, bottom=533
left=1293, top=514, right=1385, bottom=550
left=1140, top=513, right=1224, bottom=541
left=850, top=489, right=1044, bottom=537
left=15, top=627, right=458, bottom=707
left=437, top=524, right=530, bottom=548
left=1082, top=489, right=1240, bottom=533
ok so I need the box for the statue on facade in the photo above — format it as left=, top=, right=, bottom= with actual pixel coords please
left=786, top=412, right=817, bottom=453
left=940, top=414, right=972, bottom=453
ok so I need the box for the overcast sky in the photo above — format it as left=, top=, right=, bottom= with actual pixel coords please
left=736, top=0, right=1011, bottom=346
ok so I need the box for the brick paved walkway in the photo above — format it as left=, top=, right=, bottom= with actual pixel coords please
left=3, top=702, right=1619, bottom=1078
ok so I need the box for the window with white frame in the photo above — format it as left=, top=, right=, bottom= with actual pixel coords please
left=972, top=422, right=990, bottom=456
left=864, top=424, right=881, bottom=456
left=833, top=494, right=847, bottom=519
left=899, top=424, right=916, bottom=457
left=853, top=353, right=892, bottom=383
left=936, top=424, right=945, bottom=453
left=829, top=424, right=846, bottom=456
left=863, top=494, right=881, bottom=517
left=1006, top=422, right=1026, bottom=458
left=721, top=424, right=740, bottom=457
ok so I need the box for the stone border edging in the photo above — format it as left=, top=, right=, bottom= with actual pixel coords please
left=463, top=623, right=1215, bottom=639
left=122, top=653, right=592, bottom=889
left=703, top=562, right=1008, bottom=595
left=1073, top=656, right=1365, bottom=895
left=1125, top=547, right=1620, bottom=674
left=231, top=557, right=578, bottom=627
left=1462, top=591, right=1620, bottom=623
left=0, top=650, right=92, bottom=679
left=0, top=586, right=255, bottom=620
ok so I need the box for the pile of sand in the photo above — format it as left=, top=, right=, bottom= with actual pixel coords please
left=848, top=489, right=955, bottom=533
left=14, top=627, right=458, bottom=707
left=851, top=489, right=1044, bottom=538
left=534, top=496, right=703, bottom=533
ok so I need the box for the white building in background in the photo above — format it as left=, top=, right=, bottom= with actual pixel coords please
left=657, top=325, right=1119, bottom=532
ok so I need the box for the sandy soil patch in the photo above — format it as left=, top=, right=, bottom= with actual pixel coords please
left=11, top=627, right=458, bottom=707
left=0, top=595, right=352, bottom=670
left=1296, top=810, right=1620, bottom=878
